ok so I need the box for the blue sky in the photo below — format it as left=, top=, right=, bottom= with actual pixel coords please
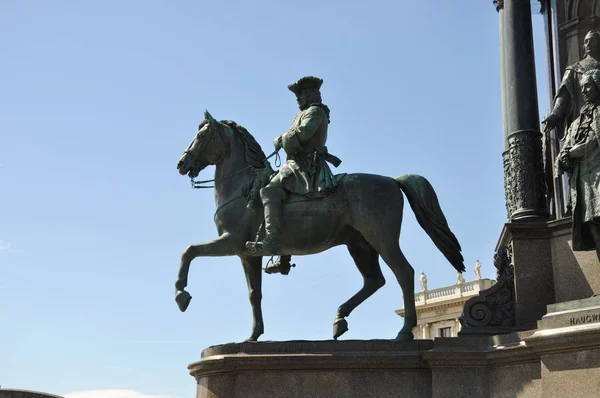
left=1, top=1, right=550, bottom=397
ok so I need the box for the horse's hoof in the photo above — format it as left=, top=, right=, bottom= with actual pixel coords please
left=391, top=332, right=414, bottom=342
left=333, top=318, right=349, bottom=340
left=244, top=331, right=263, bottom=342
left=175, top=290, right=192, bottom=312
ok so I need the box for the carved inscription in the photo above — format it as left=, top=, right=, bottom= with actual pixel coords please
left=569, top=314, right=600, bottom=325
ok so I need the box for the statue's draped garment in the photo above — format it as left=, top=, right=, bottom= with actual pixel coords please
left=555, top=59, right=600, bottom=138
left=558, top=104, right=600, bottom=250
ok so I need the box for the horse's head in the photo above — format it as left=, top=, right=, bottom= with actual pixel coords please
left=177, top=110, right=228, bottom=178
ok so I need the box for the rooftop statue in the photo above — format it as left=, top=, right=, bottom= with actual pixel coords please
left=419, top=272, right=428, bottom=292
left=474, top=259, right=482, bottom=280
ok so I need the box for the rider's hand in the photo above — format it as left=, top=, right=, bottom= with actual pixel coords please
left=273, top=136, right=283, bottom=150
left=542, top=113, right=561, bottom=132
left=559, top=149, right=570, bottom=164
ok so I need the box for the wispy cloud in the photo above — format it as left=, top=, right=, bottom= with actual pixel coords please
left=63, top=390, right=172, bottom=398
left=307, top=272, right=344, bottom=287
left=0, top=240, right=24, bottom=253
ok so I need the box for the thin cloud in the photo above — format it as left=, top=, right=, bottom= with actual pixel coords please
left=63, top=390, right=172, bottom=398
left=307, top=272, right=344, bottom=287
left=0, top=241, right=10, bottom=251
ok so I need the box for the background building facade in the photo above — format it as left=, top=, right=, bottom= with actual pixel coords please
left=396, top=261, right=495, bottom=338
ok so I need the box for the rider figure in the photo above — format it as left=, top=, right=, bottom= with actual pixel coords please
left=252, top=76, right=340, bottom=274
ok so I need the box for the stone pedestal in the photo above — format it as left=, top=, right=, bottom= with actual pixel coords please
left=560, top=240, right=600, bottom=300
left=505, top=217, right=599, bottom=305
left=535, top=296, right=600, bottom=332
left=190, top=333, right=600, bottom=398
left=498, top=221, right=556, bottom=330
left=548, top=219, right=597, bottom=301
left=190, top=340, right=434, bottom=398
left=461, top=218, right=600, bottom=335
left=525, top=297, right=600, bottom=397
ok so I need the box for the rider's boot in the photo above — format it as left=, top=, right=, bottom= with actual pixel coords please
left=252, top=186, right=285, bottom=254
left=264, top=255, right=295, bottom=275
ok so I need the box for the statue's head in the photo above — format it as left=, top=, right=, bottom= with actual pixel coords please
left=584, top=30, right=600, bottom=57
left=288, top=76, right=323, bottom=110
left=580, top=69, right=600, bottom=104
left=177, top=110, right=226, bottom=178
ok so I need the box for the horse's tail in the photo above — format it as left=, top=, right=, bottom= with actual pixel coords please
left=394, top=174, right=465, bottom=272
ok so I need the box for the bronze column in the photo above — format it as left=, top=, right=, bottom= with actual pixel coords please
left=503, top=0, right=549, bottom=221
left=497, top=0, right=507, bottom=149
left=497, top=0, right=513, bottom=219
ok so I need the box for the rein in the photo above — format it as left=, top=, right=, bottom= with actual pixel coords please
left=190, top=149, right=281, bottom=189
left=213, top=193, right=245, bottom=219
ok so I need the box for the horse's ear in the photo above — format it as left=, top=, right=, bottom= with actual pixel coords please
left=204, top=110, right=216, bottom=123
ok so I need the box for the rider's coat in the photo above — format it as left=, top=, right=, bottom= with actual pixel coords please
left=278, top=103, right=338, bottom=197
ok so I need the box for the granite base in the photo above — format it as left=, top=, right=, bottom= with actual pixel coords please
left=190, top=329, right=600, bottom=398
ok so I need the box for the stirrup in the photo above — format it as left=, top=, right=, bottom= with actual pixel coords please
left=264, top=256, right=295, bottom=275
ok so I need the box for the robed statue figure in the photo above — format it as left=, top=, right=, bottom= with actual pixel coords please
left=544, top=30, right=600, bottom=139
left=557, top=69, right=600, bottom=261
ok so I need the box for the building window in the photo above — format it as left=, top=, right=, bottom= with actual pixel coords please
left=439, top=327, right=452, bottom=337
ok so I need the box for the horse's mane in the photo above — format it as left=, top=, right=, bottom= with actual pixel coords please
left=220, top=120, right=268, bottom=168
left=220, top=120, right=274, bottom=203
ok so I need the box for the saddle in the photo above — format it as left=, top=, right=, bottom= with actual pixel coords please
left=242, top=163, right=346, bottom=209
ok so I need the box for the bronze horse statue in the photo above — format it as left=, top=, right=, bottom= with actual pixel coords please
left=175, top=111, right=464, bottom=342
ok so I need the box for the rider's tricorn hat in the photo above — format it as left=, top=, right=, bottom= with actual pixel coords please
left=288, top=76, right=323, bottom=96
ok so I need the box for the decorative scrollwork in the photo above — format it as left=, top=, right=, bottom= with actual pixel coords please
left=460, top=246, right=515, bottom=330
left=465, top=302, right=493, bottom=327
left=504, top=131, right=548, bottom=220
left=503, top=150, right=513, bottom=219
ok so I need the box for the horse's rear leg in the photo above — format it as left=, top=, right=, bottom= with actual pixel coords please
left=333, top=234, right=386, bottom=339
left=241, top=256, right=264, bottom=342
left=376, top=243, right=416, bottom=341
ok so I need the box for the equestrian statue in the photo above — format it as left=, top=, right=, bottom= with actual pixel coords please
left=175, top=76, right=465, bottom=342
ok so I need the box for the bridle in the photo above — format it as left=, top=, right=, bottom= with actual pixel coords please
left=183, top=122, right=222, bottom=163
left=184, top=122, right=281, bottom=189
left=190, top=149, right=280, bottom=189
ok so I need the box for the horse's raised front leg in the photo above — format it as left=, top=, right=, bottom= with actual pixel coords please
left=240, top=256, right=264, bottom=341
left=175, top=233, right=241, bottom=312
